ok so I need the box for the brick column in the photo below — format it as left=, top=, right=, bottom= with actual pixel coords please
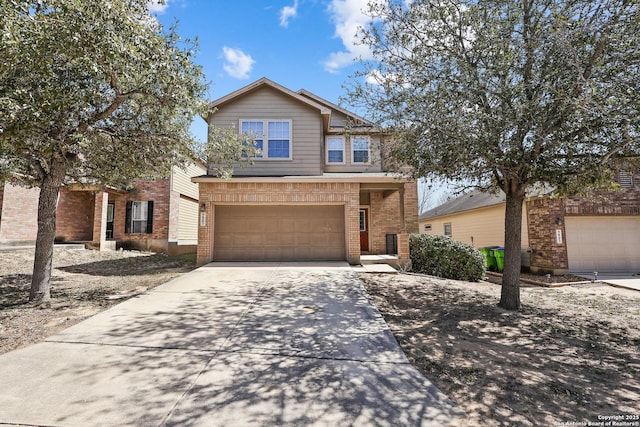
left=403, top=181, right=419, bottom=233
left=397, top=232, right=411, bottom=269
left=196, top=198, right=212, bottom=266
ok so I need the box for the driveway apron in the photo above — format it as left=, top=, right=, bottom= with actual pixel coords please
left=0, top=262, right=464, bottom=426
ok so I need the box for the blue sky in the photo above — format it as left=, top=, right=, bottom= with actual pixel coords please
left=151, top=0, right=375, bottom=144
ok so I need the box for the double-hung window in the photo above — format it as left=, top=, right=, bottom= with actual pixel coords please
left=326, top=136, right=345, bottom=164
left=352, top=136, right=370, bottom=164
left=241, top=121, right=264, bottom=158
left=125, top=201, right=154, bottom=234
left=240, top=119, right=291, bottom=159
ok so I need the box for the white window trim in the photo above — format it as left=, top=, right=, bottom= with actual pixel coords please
left=326, top=136, right=346, bottom=165
left=130, top=201, right=148, bottom=234
left=351, top=135, right=371, bottom=165
left=239, top=119, right=293, bottom=160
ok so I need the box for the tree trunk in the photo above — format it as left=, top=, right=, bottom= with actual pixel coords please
left=498, top=187, right=526, bottom=310
left=29, top=157, right=66, bottom=304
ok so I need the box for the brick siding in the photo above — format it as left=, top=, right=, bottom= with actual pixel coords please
left=197, top=182, right=361, bottom=266
left=107, top=178, right=172, bottom=252
left=526, top=172, right=640, bottom=273
left=56, top=189, right=94, bottom=241
left=367, top=182, right=418, bottom=254
left=0, top=183, right=40, bottom=242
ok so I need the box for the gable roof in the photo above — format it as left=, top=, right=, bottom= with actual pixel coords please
left=206, top=77, right=378, bottom=133
left=207, top=77, right=335, bottom=129
left=419, top=191, right=506, bottom=220
left=296, top=89, right=374, bottom=127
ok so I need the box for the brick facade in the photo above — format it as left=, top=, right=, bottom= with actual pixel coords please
left=197, top=181, right=361, bottom=266
left=369, top=190, right=403, bottom=253
left=56, top=189, right=94, bottom=242
left=526, top=173, right=640, bottom=273
left=106, top=178, right=173, bottom=253
left=0, top=183, right=40, bottom=242
left=526, top=197, right=568, bottom=273
left=196, top=180, right=417, bottom=267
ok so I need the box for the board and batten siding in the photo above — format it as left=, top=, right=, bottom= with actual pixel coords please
left=420, top=203, right=530, bottom=249
left=209, top=86, right=323, bottom=176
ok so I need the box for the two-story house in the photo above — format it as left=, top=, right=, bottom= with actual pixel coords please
left=194, top=78, right=418, bottom=266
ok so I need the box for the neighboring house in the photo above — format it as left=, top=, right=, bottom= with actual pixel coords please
left=0, top=182, right=40, bottom=243
left=0, top=161, right=206, bottom=255
left=194, top=77, right=418, bottom=266
left=419, top=171, right=640, bottom=274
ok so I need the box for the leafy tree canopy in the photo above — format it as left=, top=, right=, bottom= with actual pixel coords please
left=0, top=0, right=208, bottom=187
left=0, top=0, right=219, bottom=304
left=349, top=0, right=640, bottom=194
left=347, top=0, right=640, bottom=310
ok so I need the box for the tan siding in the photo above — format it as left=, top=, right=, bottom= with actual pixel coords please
left=324, top=135, right=383, bottom=173
left=178, top=196, right=199, bottom=240
left=171, top=162, right=205, bottom=199
left=420, top=203, right=529, bottom=249
left=209, top=86, right=323, bottom=176
left=329, top=110, right=349, bottom=128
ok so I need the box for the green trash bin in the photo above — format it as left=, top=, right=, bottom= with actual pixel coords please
left=480, top=247, right=498, bottom=271
left=493, top=247, right=505, bottom=272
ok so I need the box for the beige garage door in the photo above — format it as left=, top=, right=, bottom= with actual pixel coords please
left=565, top=216, right=640, bottom=272
left=214, top=205, right=345, bottom=261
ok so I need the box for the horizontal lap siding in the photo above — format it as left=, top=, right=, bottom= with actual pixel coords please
left=178, top=196, right=199, bottom=241
left=420, top=203, right=529, bottom=249
left=209, top=86, right=322, bottom=176
left=171, top=163, right=206, bottom=200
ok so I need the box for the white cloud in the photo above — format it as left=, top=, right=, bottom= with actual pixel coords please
left=222, top=47, right=255, bottom=80
left=279, top=0, right=299, bottom=27
left=147, top=0, right=169, bottom=14
left=365, top=69, right=383, bottom=85
left=323, top=0, right=377, bottom=73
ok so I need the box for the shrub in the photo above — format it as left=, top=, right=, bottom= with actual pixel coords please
left=409, top=233, right=485, bottom=281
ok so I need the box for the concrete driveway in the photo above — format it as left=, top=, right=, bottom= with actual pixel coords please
left=0, top=262, right=464, bottom=426
left=575, top=272, right=640, bottom=292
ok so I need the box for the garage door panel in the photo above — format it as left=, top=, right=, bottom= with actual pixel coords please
left=566, top=216, right=640, bottom=272
left=214, top=205, right=345, bottom=261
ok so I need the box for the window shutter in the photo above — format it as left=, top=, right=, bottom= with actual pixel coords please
left=146, top=201, right=154, bottom=234
left=125, top=201, right=132, bottom=234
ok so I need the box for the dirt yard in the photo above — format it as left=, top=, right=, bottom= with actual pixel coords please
left=362, top=273, right=640, bottom=427
left=0, top=247, right=196, bottom=355
left=1, top=248, right=639, bottom=425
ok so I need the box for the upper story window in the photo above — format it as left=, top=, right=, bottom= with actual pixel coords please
left=352, top=136, right=370, bottom=164
left=326, top=136, right=345, bottom=164
left=240, top=119, right=292, bottom=160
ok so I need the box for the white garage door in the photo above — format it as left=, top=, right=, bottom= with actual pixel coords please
left=565, top=216, right=640, bottom=272
left=214, top=205, right=345, bottom=261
